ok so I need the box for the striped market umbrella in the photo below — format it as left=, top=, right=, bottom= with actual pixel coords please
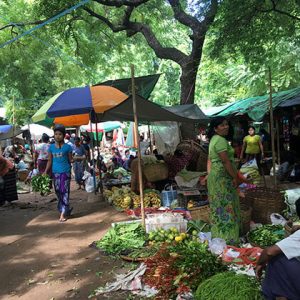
left=32, top=86, right=128, bottom=127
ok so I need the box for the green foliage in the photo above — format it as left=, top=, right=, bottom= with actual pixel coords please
left=31, top=174, right=52, bottom=196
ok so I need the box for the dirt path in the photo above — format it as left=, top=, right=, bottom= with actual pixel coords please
left=0, top=184, right=134, bottom=300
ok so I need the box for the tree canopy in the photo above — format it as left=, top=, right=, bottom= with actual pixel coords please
left=1, top=1, right=300, bottom=125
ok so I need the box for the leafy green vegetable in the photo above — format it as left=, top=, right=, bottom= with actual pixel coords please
left=187, top=220, right=210, bottom=233
left=96, top=223, right=146, bottom=255
left=248, top=225, right=285, bottom=248
left=195, top=272, right=263, bottom=300
left=31, top=175, right=51, bottom=196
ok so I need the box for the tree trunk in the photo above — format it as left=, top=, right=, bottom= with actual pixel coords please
left=180, top=67, right=197, bottom=105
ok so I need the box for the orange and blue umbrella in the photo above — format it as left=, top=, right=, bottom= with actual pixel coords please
left=32, top=86, right=128, bottom=127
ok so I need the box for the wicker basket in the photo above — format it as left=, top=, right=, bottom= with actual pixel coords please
left=189, top=205, right=211, bottom=223
left=176, top=140, right=208, bottom=172
left=18, top=170, right=29, bottom=182
left=244, top=188, right=286, bottom=224
left=143, top=162, right=169, bottom=182
left=240, top=203, right=252, bottom=235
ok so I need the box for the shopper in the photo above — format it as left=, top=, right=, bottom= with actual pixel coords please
left=256, top=199, right=300, bottom=299
left=45, top=125, right=73, bottom=222
left=73, top=137, right=86, bottom=190
left=0, top=155, right=18, bottom=205
left=240, top=126, right=264, bottom=164
left=34, top=133, right=50, bottom=174
left=207, top=117, right=240, bottom=244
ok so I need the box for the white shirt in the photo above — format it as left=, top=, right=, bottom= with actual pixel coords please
left=276, top=230, right=300, bottom=261
left=35, top=143, right=50, bottom=160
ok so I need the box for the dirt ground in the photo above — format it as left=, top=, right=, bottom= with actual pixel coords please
left=0, top=182, right=136, bottom=300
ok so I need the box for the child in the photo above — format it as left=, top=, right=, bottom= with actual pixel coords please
left=25, top=162, right=39, bottom=184
left=45, top=124, right=73, bottom=222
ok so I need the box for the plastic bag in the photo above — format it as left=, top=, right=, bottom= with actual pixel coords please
left=270, top=164, right=279, bottom=176
left=241, top=158, right=258, bottom=170
left=270, top=213, right=287, bottom=226
left=82, top=171, right=95, bottom=193
left=209, top=238, right=227, bottom=255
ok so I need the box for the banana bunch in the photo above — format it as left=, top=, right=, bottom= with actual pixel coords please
left=133, top=195, right=141, bottom=208
left=149, top=192, right=161, bottom=208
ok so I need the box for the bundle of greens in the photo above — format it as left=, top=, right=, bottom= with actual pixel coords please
left=248, top=224, right=285, bottom=248
left=195, top=272, right=263, bottom=300
left=31, top=174, right=51, bottom=196
left=96, top=223, right=146, bottom=255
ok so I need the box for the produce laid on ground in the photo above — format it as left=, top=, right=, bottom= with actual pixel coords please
left=31, top=174, right=52, bottom=196
left=142, top=241, right=227, bottom=298
left=247, top=224, right=285, bottom=248
left=95, top=222, right=146, bottom=255
left=94, top=217, right=267, bottom=299
left=195, top=272, right=263, bottom=300
left=103, top=186, right=161, bottom=210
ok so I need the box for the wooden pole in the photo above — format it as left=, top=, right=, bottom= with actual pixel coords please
left=268, top=67, right=277, bottom=187
left=276, top=119, right=281, bottom=166
left=131, top=65, right=145, bottom=228
left=95, top=114, right=103, bottom=195
left=89, top=114, right=97, bottom=194
left=148, top=124, right=153, bottom=154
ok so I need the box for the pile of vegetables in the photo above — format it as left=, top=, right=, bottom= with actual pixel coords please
left=31, top=174, right=51, bottom=196
left=96, top=222, right=146, bottom=255
left=248, top=224, right=285, bottom=248
left=195, top=272, right=263, bottom=300
left=142, top=241, right=227, bottom=298
left=103, top=186, right=161, bottom=210
left=142, top=155, right=164, bottom=165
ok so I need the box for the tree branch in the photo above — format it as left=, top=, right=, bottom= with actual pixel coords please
left=93, top=0, right=149, bottom=8
left=83, top=6, right=188, bottom=65
left=0, top=20, right=45, bottom=31
left=168, top=0, right=201, bottom=31
left=257, top=0, right=300, bottom=21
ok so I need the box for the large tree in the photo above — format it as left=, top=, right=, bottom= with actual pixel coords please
left=24, top=0, right=219, bottom=104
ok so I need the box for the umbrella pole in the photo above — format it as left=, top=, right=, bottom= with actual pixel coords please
left=268, top=67, right=277, bottom=187
left=90, top=113, right=97, bottom=194
left=95, top=114, right=103, bottom=195
left=131, top=65, right=145, bottom=228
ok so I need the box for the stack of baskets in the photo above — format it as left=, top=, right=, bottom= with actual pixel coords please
left=244, top=187, right=286, bottom=224
left=176, top=140, right=208, bottom=172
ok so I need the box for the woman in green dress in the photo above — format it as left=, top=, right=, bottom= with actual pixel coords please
left=207, top=117, right=240, bottom=244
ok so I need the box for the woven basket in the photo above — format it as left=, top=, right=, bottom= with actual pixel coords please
left=244, top=188, right=286, bottom=224
left=240, top=203, right=252, bottom=235
left=189, top=205, right=211, bottom=223
left=176, top=140, right=208, bottom=171
left=143, top=162, right=169, bottom=182
left=18, top=170, right=29, bottom=182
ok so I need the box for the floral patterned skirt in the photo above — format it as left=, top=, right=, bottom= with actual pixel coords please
left=207, top=162, right=240, bottom=244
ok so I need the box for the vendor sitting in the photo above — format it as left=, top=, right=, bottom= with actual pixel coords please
left=165, top=149, right=192, bottom=179
left=256, top=199, right=300, bottom=299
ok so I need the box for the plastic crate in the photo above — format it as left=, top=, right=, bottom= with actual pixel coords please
left=145, top=213, right=187, bottom=233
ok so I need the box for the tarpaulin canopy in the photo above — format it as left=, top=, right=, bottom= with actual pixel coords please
left=165, top=104, right=209, bottom=123
left=94, top=74, right=160, bottom=100
left=213, top=86, right=300, bottom=121
left=95, top=95, right=205, bottom=123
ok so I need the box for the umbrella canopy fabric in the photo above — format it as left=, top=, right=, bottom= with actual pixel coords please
left=32, top=86, right=128, bottom=127
left=81, top=121, right=123, bottom=133
left=21, top=124, right=53, bottom=140
left=0, top=125, right=23, bottom=140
